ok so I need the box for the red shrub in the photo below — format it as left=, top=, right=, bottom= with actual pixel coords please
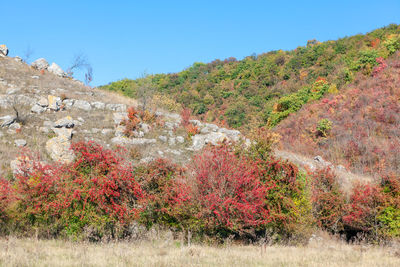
left=190, top=145, right=269, bottom=234
left=310, top=168, right=346, bottom=232
left=180, top=108, right=191, bottom=127
left=135, top=159, right=191, bottom=227
left=0, top=178, right=13, bottom=222
left=123, top=106, right=141, bottom=136
left=343, top=181, right=382, bottom=231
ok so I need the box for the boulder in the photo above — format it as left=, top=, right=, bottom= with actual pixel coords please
left=62, top=99, right=74, bottom=108
left=52, top=128, right=73, bottom=140
left=46, top=135, right=75, bottom=163
left=10, top=156, right=31, bottom=175
left=37, top=96, right=49, bottom=107
left=176, top=136, right=185, bottom=143
left=73, top=100, right=91, bottom=111
left=48, top=63, right=66, bottom=77
left=113, top=112, right=127, bottom=125
left=111, top=137, right=156, bottom=145
left=54, top=116, right=74, bottom=128
left=0, top=45, right=8, bottom=57
left=31, top=104, right=46, bottom=114
left=159, top=135, right=167, bottom=142
left=14, top=56, right=22, bottom=62
left=31, top=58, right=49, bottom=70
left=0, top=115, right=16, bottom=127
left=48, top=95, right=61, bottom=111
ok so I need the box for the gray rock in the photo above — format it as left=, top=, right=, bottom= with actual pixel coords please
left=190, top=132, right=228, bottom=151
left=52, top=128, right=73, bottom=140
left=31, top=104, right=46, bottom=114
left=166, top=149, right=181, bottom=156
left=14, top=56, right=23, bottom=62
left=159, top=135, right=167, bottom=142
left=189, top=119, right=202, bottom=127
left=218, top=128, right=241, bottom=142
left=14, top=139, right=27, bottom=147
left=31, top=58, right=49, bottom=70
left=73, top=100, right=91, bottom=111
left=48, top=95, right=61, bottom=111
left=0, top=115, right=16, bottom=127
left=37, top=96, right=49, bottom=107
left=140, top=157, right=155, bottom=164
left=91, top=128, right=101, bottom=134
left=62, top=99, right=74, bottom=108
left=106, top=103, right=127, bottom=112
left=54, top=116, right=74, bottom=128
left=176, top=136, right=185, bottom=143
left=46, top=135, right=75, bottom=163
left=31, top=75, right=39, bottom=79
left=40, top=127, right=49, bottom=133
left=91, top=101, right=105, bottom=110
left=0, top=45, right=8, bottom=57
left=48, top=63, right=66, bottom=77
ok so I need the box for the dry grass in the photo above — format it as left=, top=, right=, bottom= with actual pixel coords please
left=0, top=237, right=399, bottom=267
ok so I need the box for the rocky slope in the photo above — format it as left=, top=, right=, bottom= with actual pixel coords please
left=0, top=47, right=245, bottom=176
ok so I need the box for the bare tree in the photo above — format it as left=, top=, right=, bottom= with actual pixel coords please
left=67, top=53, right=93, bottom=86
left=136, top=72, right=155, bottom=112
left=22, top=45, right=34, bottom=64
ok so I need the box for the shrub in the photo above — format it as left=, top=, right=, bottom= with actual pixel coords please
left=10, top=142, right=145, bottom=240
left=122, top=106, right=141, bottom=137
left=180, top=108, right=191, bottom=127
left=134, top=159, right=191, bottom=229
left=316, top=119, right=333, bottom=137
left=310, top=168, right=346, bottom=233
left=246, top=127, right=281, bottom=160
left=189, top=145, right=269, bottom=237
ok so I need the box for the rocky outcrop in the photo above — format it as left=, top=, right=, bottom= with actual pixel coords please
left=48, top=63, right=66, bottom=77
left=46, top=135, right=75, bottom=163
left=31, top=58, right=49, bottom=70
left=0, top=45, right=8, bottom=57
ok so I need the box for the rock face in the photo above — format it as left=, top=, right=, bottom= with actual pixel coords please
left=14, top=139, right=27, bottom=147
left=46, top=135, right=75, bottom=163
left=31, top=58, right=49, bottom=70
left=190, top=132, right=228, bottom=151
left=73, top=100, right=92, bottom=111
left=48, top=95, right=61, bottom=111
left=48, top=63, right=66, bottom=77
left=0, top=45, right=8, bottom=57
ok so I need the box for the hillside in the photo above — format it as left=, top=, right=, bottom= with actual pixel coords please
left=0, top=53, right=245, bottom=177
left=276, top=54, right=400, bottom=177
left=101, top=24, right=400, bottom=130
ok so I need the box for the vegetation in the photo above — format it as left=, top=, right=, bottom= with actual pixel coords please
left=1, top=139, right=399, bottom=243
left=100, top=24, right=400, bottom=130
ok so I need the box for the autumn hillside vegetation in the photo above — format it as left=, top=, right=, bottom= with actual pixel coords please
left=276, top=54, right=400, bottom=177
left=101, top=24, right=400, bottom=130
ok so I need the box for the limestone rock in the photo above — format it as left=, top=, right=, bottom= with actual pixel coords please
left=37, top=96, right=49, bottom=107
left=159, top=135, right=167, bottom=142
left=73, top=100, right=91, bottom=111
left=113, top=112, right=127, bottom=125
left=176, top=136, right=185, bottom=143
left=48, top=63, right=66, bottom=77
left=31, top=104, right=46, bottom=114
left=0, top=115, right=16, bottom=127
left=0, top=45, right=8, bottom=57
left=62, top=99, right=74, bottom=108
left=52, top=128, right=73, bottom=140
left=48, top=95, right=61, bottom=111
left=46, top=135, right=75, bottom=163
left=14, top=56, right=22, bottom=62
left=31, top=58, right=49, bottom=70
left=54, top=116, right=74, bottom=128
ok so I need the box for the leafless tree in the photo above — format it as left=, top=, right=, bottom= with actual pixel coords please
left=22, top=45, right=34, bottom=63
left=67, top=53, right=93, bottom=86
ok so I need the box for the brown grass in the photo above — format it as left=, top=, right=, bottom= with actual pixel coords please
left=0, top=237, right=399, bottom=267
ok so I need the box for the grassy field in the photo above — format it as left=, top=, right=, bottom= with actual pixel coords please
left=0, top=237, right=399, bottom=267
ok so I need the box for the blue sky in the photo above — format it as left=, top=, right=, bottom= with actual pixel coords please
left=2, top=0, right=399, bottom=86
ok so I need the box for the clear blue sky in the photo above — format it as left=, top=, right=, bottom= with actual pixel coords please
left=2, top=0, right=399, bottom=86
